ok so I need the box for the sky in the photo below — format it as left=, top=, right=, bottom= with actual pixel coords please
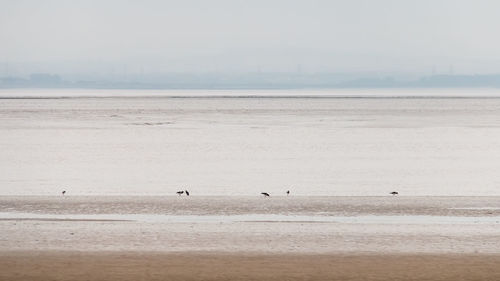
left=1, top=0, right=500, bottom=76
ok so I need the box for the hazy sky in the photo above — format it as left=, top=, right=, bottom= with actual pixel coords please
left=1, top=0, right=500, bottom=75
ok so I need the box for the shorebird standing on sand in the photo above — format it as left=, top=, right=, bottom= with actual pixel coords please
left=176, top=191, right=184, bottom=196
left=286, top=190, right=290, bottom=196
left=62, top=190, right=66, bottom=196
left=390, top=191, right=399, bottom=196
left=261, top=192, right=270, bottom=197
left=185, top=190, right=190, bottom=196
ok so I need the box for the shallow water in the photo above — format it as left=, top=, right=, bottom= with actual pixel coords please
left=2, top=90, right=500, bottom=196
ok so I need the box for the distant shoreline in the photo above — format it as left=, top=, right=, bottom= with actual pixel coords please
left=3, top=87, right=500, bottom=99
left=6, top=95, right=500, bottom=99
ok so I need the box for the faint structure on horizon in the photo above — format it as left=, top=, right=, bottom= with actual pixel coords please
left=176, top=191, right=184, bottom=196
left=390, top=191, right=399, bottom=195
left=261, top=192, right=270, bottom=197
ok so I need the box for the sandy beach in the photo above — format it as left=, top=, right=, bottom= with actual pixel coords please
left=2, top=252, right=500, bottom=281
left=1, top=196, right=500, bottom=280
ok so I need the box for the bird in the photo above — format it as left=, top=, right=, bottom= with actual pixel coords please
left=185, top=190, right=190, bottom=196
left=261, top=192, right=270, bottom=197
left=62, top=190, right=66, bottom=196
left=176, top=191, right=184, bottom=196
left=390, top=191, right=399, bottom=195
left=286, top=190, right=290, bottom=196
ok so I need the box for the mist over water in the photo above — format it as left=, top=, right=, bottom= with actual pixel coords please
left=3, top=0, right=500, bottom=77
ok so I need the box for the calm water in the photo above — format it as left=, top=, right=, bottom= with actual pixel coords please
left=2, top=89, right=500, bottom=196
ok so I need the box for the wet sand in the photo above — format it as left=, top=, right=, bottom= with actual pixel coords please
left=2, top=196, right=500, bottom=217
left=1, top=196, right=500, bottom=254
left=1, top=252, right=500, bottom=281
left=1, top=197, right=500, bottom=279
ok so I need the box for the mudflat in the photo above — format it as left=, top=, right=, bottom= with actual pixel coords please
left=1, top=252, right=499, bottom=281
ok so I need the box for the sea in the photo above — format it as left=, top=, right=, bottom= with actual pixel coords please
left=2, top=88, right=500, bottom=196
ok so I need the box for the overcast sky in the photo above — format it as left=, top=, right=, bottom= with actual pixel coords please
left=1, top=0, right=500, bottom=76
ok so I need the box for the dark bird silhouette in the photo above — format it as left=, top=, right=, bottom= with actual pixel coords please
left=185, top=190, right=190, bottom=196
left=261, top=192, right=270, bottom=197
left=176, top=191, right=184, bottom=196
left=286, top=190, right=290, bottom=196
left=390, top=191, right=399, bottom=195
left=62, top=190, right=66, bottom=196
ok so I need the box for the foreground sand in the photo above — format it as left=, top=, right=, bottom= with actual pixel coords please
left=1, top=252, right=500, bottom=281
left=2, top=196, right=499, bottom=280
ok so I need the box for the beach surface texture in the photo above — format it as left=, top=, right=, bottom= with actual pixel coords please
left=1, top=196, right=500, bottom=280
left=2, top=92, right=500, bottom=280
